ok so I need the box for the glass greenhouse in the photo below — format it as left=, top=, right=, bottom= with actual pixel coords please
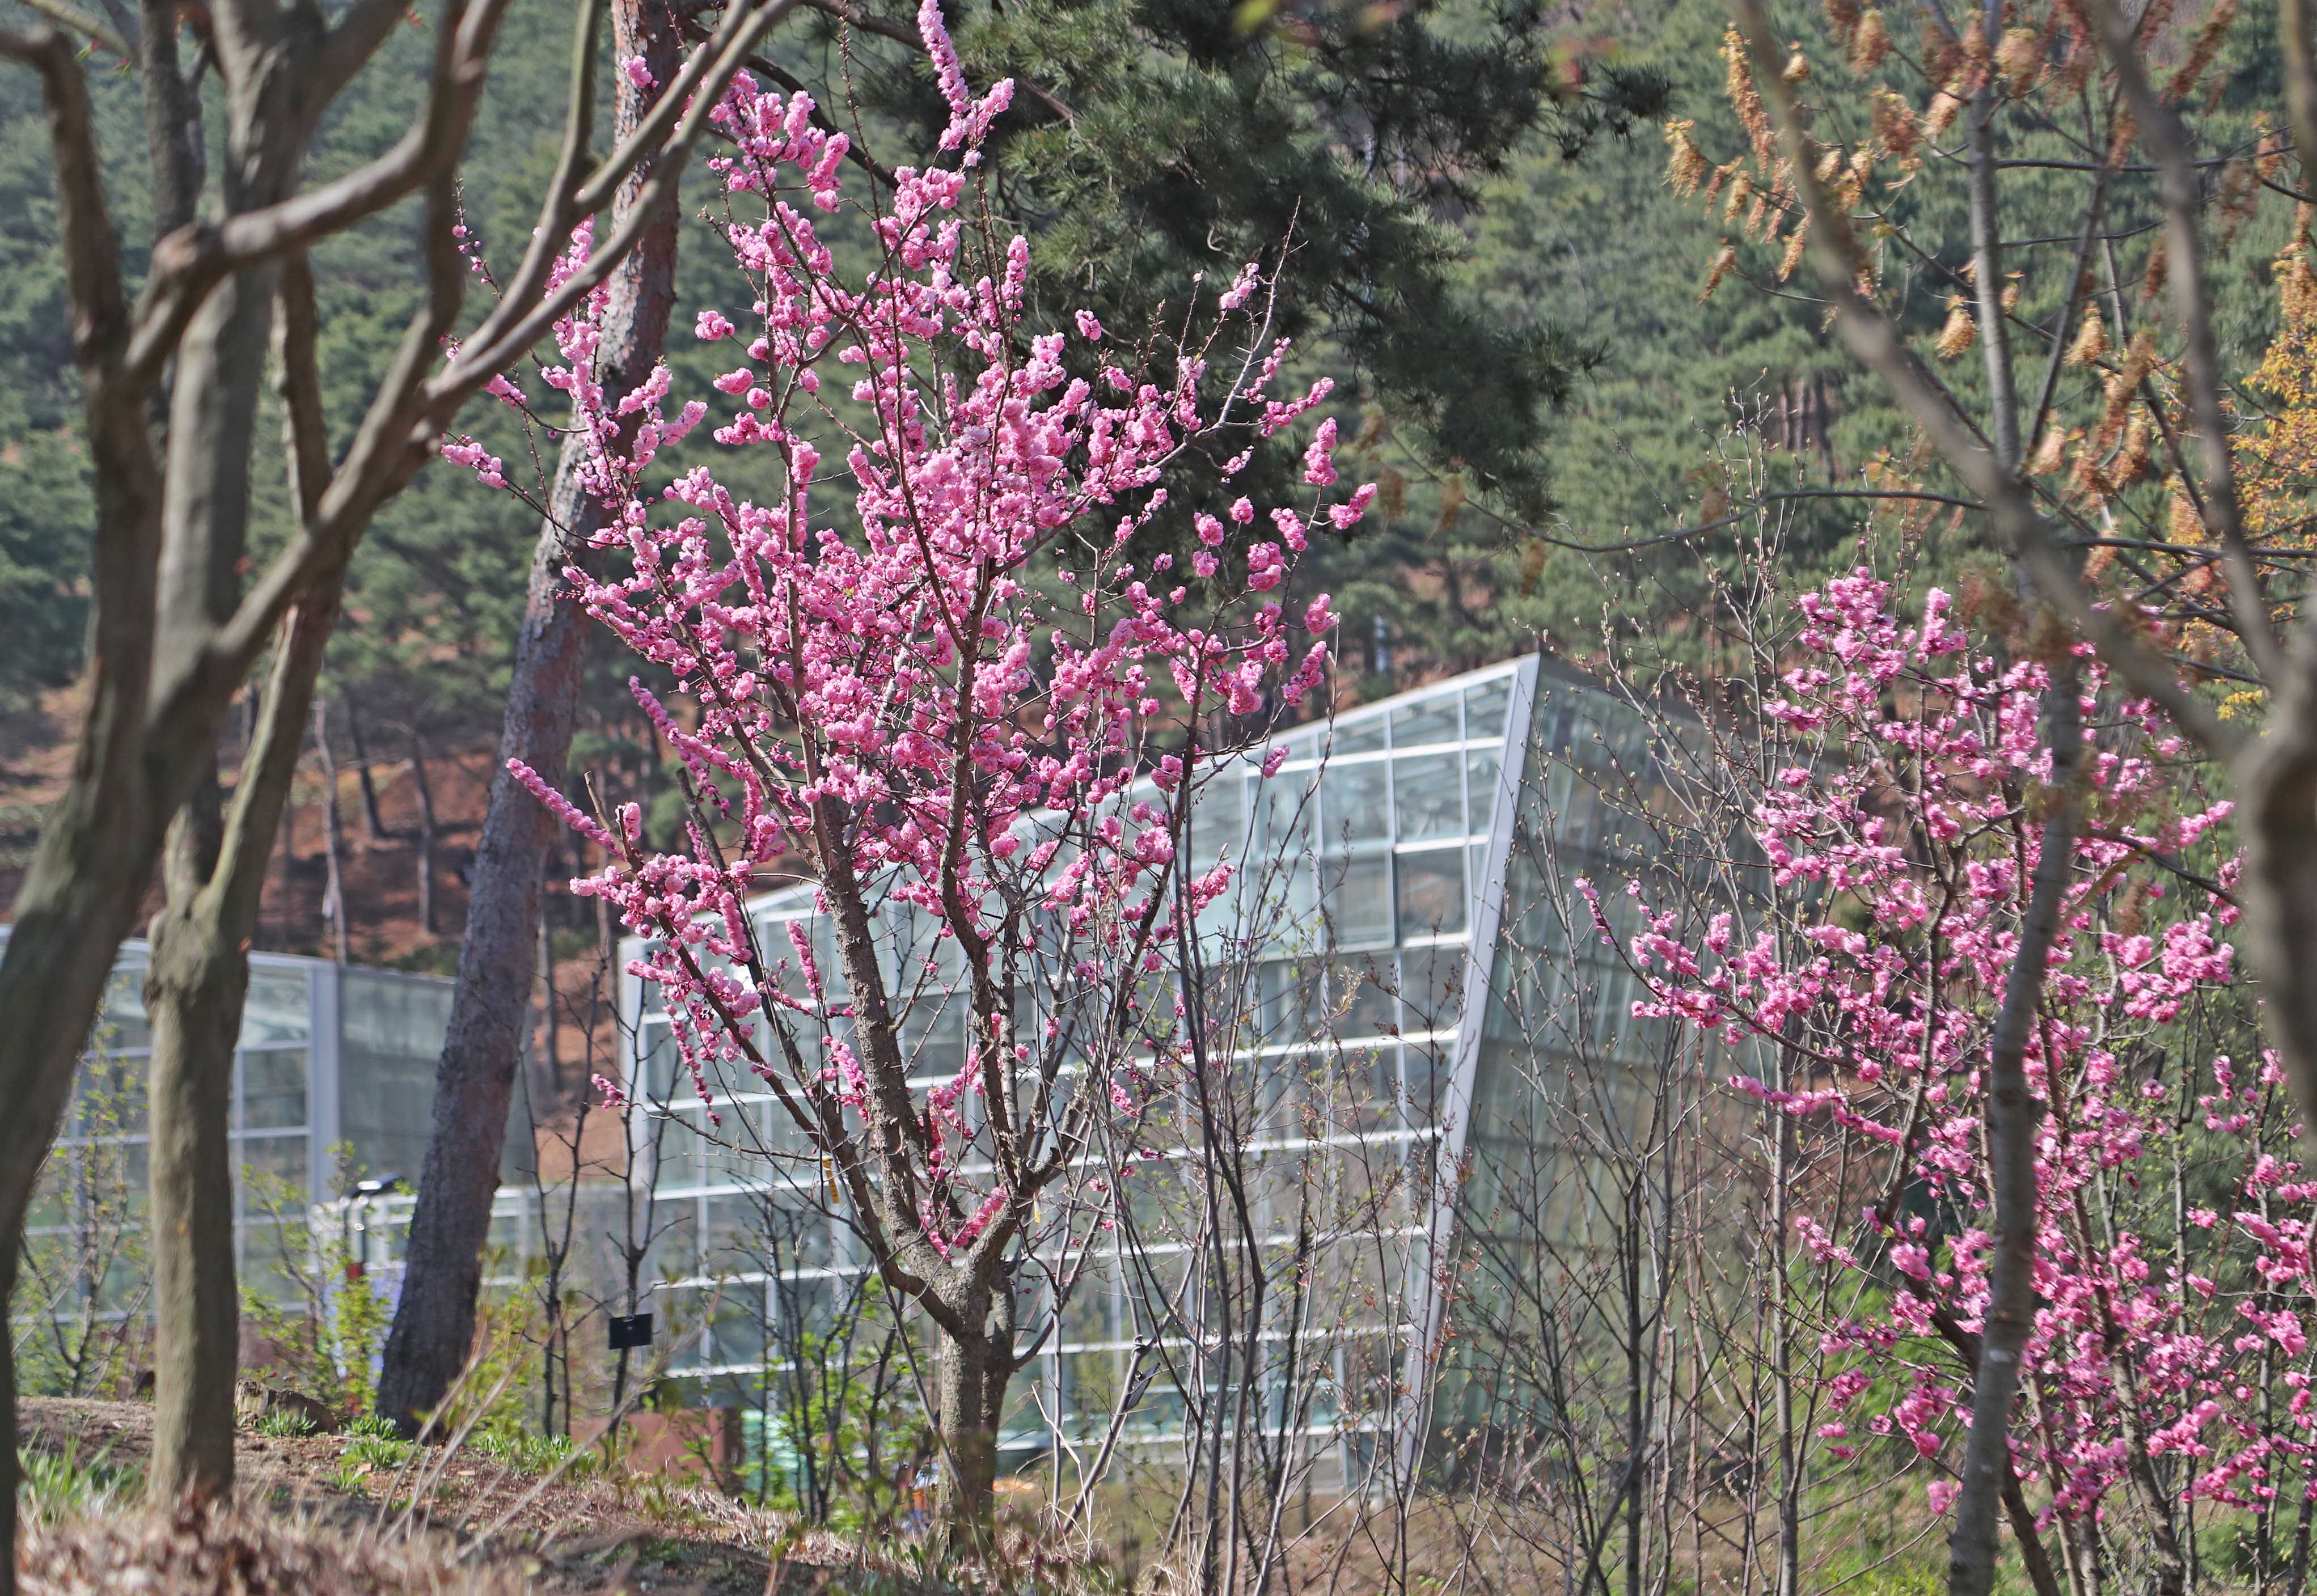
left=618, top=654, right=1685, bottom=1480
left=3, top=931, right=458, bottom=1324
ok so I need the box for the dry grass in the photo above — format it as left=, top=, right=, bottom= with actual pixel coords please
left=14, top=1398, right=1122, bottom=1595
left=14, top=1397, right=794, bottom=1593
left=20, top=1497, right=538, bottom=1596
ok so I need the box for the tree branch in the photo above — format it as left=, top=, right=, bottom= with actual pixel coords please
left=729, top=45, right=896, bottom=183
left=1965, top=79, right=2021, bottom=468
left=1, top=28, right=131, bottom=373
left=2082, top=0, right=2286, bottom=685
left=183, top=0, right=799, bottom=724
left=2024, top=156, right=2111, bottom=454
left=276, top=250, right=330, bottom=523
left=307, top=0, right=413, bottom=133
left=0, top=23, right=162, bottom=687
left=14, top=0, right=127, bottom=54
left=797, top=0, right=1076, bottom=122
left=571, top=0, right=792, bottom=218
left=439, top=0, right=802, bottom=387
left=137, top=0, right=201, bottom=239
left=1720, top=0, right=2243, bottom=762
left=126, top=0, right=518, bottom=384
left=446, top=0, right=610, bottom=376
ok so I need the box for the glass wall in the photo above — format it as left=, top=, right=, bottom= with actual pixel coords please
left=616, top=659, right=1663, bottom=1475
left=335, top=966, right=458, bottom=1185
left=1, top=932, right=458, bottom=1346
left=1423, top=664, right=1728, bottom=1458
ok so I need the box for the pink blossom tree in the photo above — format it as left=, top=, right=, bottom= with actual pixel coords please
left=1591, top=569, right=2312, bottom=1594
left=456, top=5, right=1366, bottom=1535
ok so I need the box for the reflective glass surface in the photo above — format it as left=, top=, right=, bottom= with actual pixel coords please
left=599, top=658, right=1706, bottom=1465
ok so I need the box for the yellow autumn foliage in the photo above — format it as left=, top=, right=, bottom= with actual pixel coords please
left=2229, top=247, right=2317, bottom=568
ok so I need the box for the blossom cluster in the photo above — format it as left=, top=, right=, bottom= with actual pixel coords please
left=1591, top=569, right=2308, bottom=1530
left=464, top=10, right=1364, bottom=1266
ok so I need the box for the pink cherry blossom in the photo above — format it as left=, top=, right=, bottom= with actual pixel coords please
left=459, top=17, right=1373, bottom=1284
left=1601, top=568, right=2286, bottom=1539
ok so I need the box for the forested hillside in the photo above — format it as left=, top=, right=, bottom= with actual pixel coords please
left=0, top=0, right=2297, bottom=950
left=0, top=0, right=1684, bottom=962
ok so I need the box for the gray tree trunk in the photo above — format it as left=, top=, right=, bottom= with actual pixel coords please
left=142, top=573, right=339, bottom=1501
left=138, top=7, right=311, bottom=1495
left=934, top=1316, right=1007, bottom=1543
left=374, top=0, right=684, bottom=1432
left=143, top=791, right=248, bottom=1502
left=142, top=239, right=341, bottom=1501
left=2238, top=667, right=2317, bottom=1144
left=1947, top=678, right=2082, bottom=1596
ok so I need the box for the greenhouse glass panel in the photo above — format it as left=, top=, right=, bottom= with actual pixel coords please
left=1320, top=852, right=1393, bottom=947
left=242, top=968, right=312, bottom=1045
left=240, top=1047, right=307, bottom=1131
left=1464, top=679, right=1512, bottom=744
left=1392, top=752, right=1464, bottom=841
left=1398, top=945, right=1468, bottom=1036
left=1320, top=760, right=1389, bottom=846
left=1390, top=692, right=1461, bottom=750
left=1465, top=748, right=1501, bottom=824
left=1394, top=846, right=1465, bottom=938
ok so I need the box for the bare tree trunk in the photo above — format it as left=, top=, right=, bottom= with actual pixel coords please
left=314, top=697, right=349, bottom=964
left=411, top=731, right=437, bottom=935
left=144, top=590, right=341, bottom=1502
left=375, top=0, right=685, bottom=1431
left=143, top=783, right=245, bottom=1504
left=2237, top=660, right=2317, bottom=1131
left=145, top=247, right=338, bottom=1503
left=935, top=1314, right=1005, bottom=1544
left=1948, top=676, right=2083, bottom=1596
left=342, top=689, right=390, bottom=845
left=0, top=83, right=167, bottom=1526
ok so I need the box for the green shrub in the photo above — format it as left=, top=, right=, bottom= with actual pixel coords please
left=15, top=1443, right=142, bottom=1521
left=472, top=1430, right=594, bottom=1479
left=240, top=1145, right=393, bottom=1420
